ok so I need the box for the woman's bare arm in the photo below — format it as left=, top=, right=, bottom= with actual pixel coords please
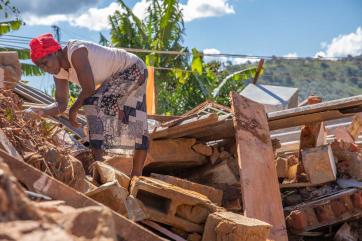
left=68, top=47, right=95, bottom=127
left=42, top=77, right=69, bottom=116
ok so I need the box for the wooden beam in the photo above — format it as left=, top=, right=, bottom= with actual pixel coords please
left=268, top=95, right=362, bottom=130
left=151, top=113, right=219, bottom=140
left=0, top=148, right=166, bottom=241
left=144, top=138, right=207, bottom=170
left=230, top=92, right=288, bottom=241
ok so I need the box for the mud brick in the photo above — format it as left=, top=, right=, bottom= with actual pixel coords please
left=331, top=199, right=349, bottom=217
left=301, top=145, right=337, bottom=185
left=314, top=203, right=335, bottom=223
left=351, top=191, right=362, bottom=209
left=202, top=211, right=271, bottom=241
left=286, top=210, right=307, bottom=231
left=130, top=176, right=221, bottom=233
left=285, top=189, right=362, bottom=233
left=304, top=208, right=319, bottom=227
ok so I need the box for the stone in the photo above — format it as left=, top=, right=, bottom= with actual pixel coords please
left=91, top=161, right=130, bottom=189
left=201, top=211, right=271, bottom=241
left=86, top=181, right=128, bottom=216
left=301, top=145, right=337, bottom=185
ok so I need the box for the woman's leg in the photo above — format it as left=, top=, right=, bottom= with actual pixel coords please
left=91, top=148, right=104, bottom=161
left=131, top=149, right=147, bottom=177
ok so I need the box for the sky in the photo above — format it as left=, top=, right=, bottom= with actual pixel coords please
left=1, top=0, right=361, bottom=91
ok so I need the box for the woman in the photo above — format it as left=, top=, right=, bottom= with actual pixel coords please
left=26, top=33, right=148, bottom=177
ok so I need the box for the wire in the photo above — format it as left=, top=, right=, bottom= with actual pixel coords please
left=2, top=34, right=344, bottom=61
left=0, top=43, right=28, bottom=49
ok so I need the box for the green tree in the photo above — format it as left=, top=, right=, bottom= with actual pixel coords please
left=0, top=0, right=43, bottom=76
left=107, top=0, right=260, bottom=114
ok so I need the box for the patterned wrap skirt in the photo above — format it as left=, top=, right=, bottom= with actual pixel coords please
left=83, top=59, right=149, bottom=155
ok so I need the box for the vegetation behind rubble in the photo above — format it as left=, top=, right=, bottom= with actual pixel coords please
left=228, top=55, right=362, bottom=102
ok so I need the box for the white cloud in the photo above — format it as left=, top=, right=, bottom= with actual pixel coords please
left=181, top=0, right=235, bottom=22
left=232, top=57, right=259, bottom=64
left=203, top=48, right=259, bottom=65
left=203, top=48, right=228, bottom=63
left=24, top=2, right=123, bottom=31
left=315, top=26, right=362, bottom=58
left=132, top=0, right=150, bottom=20
left=24, top=14, right=69, bottom=26
left=23, top=0, right=236, bottom=31
left=70, top=3, right=122, bottom=31
left=284, top=52, right=298, bottom=58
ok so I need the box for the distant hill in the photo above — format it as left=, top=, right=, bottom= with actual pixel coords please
left=228, top=55, right=362, bottom=102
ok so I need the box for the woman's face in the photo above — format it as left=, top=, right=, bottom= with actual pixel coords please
left=35, top=53, right=61, bottom=75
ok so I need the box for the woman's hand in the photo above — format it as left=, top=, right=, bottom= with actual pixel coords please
left=23, top=107, right=44, bottom=120
left=69, top=106, right=81, bottom=128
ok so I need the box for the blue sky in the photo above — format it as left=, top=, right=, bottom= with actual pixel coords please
left=1, top=0, right=361, bottom=91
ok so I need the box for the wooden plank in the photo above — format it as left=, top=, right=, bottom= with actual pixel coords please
left=151, top=113, right=219, bottom=140
left=151, top=173, right=223, bottom=206
left=141, top=220, right=187, bottom=241
left=0, top=148, right=166, bottom=241
left=230, top=92, right=288, bottom=241
left=147, top=114, right=180, bottom=123
left=268, top=95, right=362, bottom=130
left=144, top=138, right=207, bottom=170
left=150, top=95, right=362, bottom=142
left=0, top=129, right=23, bottom=160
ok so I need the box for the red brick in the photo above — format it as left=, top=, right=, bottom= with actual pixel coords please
left=286, top=210, right=307, bottom=231
left=351, top=191, right=362, bottom=209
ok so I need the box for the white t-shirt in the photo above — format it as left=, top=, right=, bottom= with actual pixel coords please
left=54, top=40, right=140, bottom=86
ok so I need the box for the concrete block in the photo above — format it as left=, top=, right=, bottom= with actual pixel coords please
left=201, top=211, right=271, bottom=241
left=130, top=176, right=221, bottom=233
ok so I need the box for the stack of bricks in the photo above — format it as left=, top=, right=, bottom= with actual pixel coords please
left=0, top=52, right=21, bottom=89
left=285, top=189, right=362, bottom=233
left=130, top=176, right=271, bottom=241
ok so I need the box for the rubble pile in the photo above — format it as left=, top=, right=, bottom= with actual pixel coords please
left=0, top=89, right=89, bottom=192
left=0, top=53, right=361, bottom=241
left=0, top=160, right=119, bottom=241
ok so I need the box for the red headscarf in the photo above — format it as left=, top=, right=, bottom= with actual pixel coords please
left=29, top=33, right=62, bottom=63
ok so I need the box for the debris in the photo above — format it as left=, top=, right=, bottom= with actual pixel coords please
left=91, top=161, right=131, bottom=189
left=2, top=71, right=362, bottom=241
left=144, top=138, right=207, bottom=171
left=0, top=52, right=21, bottom=89
left=130, top=176, right=221, bottom=233
left=85, top=181, right=129, bottom=216
left=301, top=145, right=337, bottom=185
left=0, top=148, right=165, bottom=241
left=202, top=211, right=271, bottom=241
left=285, top=189, right=362, bottom=233
left=230, top=91, right=288, bottom=241
left=191, top=143, right=213, bottom=156
left=347, top=113, right=362, bottom=141
left=334, top=223, right=358, bottom=241
left=151, top=173, right=223, bottom=206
